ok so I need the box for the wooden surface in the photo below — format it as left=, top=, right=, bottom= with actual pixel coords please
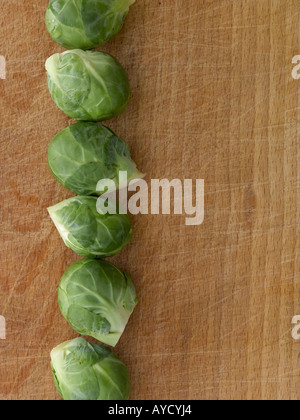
left=0, top=0, right=299, bottom=400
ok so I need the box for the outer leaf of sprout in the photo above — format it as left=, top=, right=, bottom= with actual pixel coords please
left=45, top=0, right=136, bottom=50
left=48, top=196, right=132, bottom=258
left=46, top=50, right=130, bottom=121
left=51, top=338, right=131, bottom=400
left=48, top=122, right=144, bottom=196
left=58, top=259, right=138, bottom=346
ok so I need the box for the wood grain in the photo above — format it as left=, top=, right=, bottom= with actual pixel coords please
left=0, top=0, right=299, bottom=400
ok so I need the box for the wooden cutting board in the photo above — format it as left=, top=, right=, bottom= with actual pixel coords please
left=0, top=0, right=299, bottom=400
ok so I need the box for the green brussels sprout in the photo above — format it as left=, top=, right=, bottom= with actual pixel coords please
left=48, top=196, right=132, bottom=257
left=51, top=337, right=131, bottom=400
left=48, top=122, right=143, bottom=196
left=45, top=0, right=136, bottom=50
left=45, top=50, right=130, bottom=121
left=58, top=259, right=138, bottom=346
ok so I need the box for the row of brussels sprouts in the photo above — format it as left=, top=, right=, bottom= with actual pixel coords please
left=44, top=0, right=139, bottom=400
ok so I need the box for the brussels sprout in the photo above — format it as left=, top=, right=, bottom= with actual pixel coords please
left=48, top=122, right=142, bottom=196
left=45, top=50, right=130, bottom=121
left=51, top=337, right=131, bottom=400
left=48, top=196, right=132, bottom=257
left=45, top=0, right=136, bottom=50
left=58, top=259, right=137, bottom=346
